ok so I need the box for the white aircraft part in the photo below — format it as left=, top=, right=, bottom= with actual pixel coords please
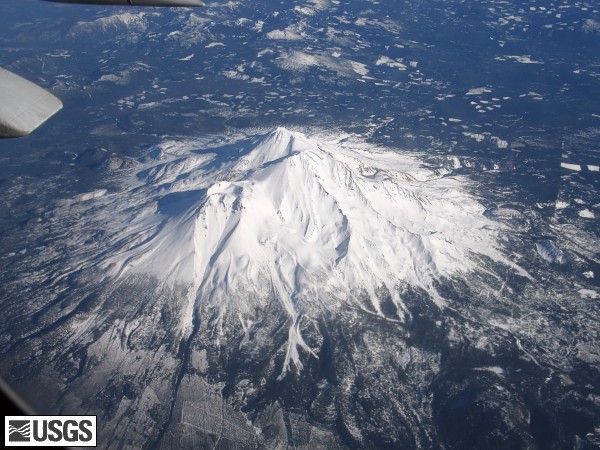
left=0, top=68, right=63, bottom=138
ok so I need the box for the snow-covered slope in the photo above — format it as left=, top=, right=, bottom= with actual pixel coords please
left=98, top=128, right=519, bottom=375
left=68, top=12, right=157, bottom=41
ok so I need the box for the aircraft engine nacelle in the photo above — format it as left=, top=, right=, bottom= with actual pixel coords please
left=46, top=0, right=205, bottom=6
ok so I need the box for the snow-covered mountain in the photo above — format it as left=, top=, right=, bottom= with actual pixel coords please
left=3, top=127, right=592, bottom=449
left=68, top=12, right=157, bottom=42
left=96, top=127, right=520, bottom=376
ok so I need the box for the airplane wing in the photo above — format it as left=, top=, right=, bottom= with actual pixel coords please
left=0, top=68, right=63, bottom=138
left=46, top=0, right=205, bottom=6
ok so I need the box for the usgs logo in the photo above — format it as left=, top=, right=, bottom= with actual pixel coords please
left=5, top=416, right=96, bottom=447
